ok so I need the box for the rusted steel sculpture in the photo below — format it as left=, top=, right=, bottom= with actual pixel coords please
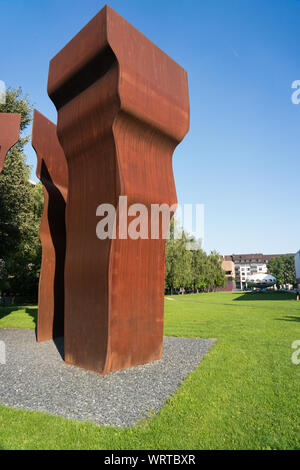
left=0, top=113, right=21, bottom=173
left=32, top=110, right=68, bottom=342
left=48, top=5, right=190, bottom=374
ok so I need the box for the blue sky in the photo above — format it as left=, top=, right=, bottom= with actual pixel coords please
left=1, top=0, right=300, bottom=255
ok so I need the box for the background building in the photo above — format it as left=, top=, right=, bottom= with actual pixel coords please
left=294, top=250, right=300, bottom=289
left=220, top=259, right=236, bottom=291
left=222, top=253, right=294, bottom=290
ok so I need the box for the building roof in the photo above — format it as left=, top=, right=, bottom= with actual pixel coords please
left=224, top=253, right=294, bottom=264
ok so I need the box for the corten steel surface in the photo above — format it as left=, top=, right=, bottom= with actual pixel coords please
left=48, top=5, right=190, bottom=374
left=32, top=110, right=68, bottom=342
left=0, top=113, right=21, bottom=173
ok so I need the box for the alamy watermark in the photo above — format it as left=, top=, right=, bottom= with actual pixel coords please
left=0, top=341, right=6, bottom=365
left=96, top=197, right=204, bottom=250
left=291, top=340, right=300, bottom=365
left=289, top=86, right=300, bottom=364
left=0, top=80, right=6, bottom=105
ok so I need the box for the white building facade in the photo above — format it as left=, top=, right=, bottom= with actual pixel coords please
left=294, top=250, right=300, bottom=288
left=224, top=253, right=294, bottom=290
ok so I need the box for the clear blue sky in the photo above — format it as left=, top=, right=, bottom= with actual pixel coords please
left=1, top=0, right=300, bottom=255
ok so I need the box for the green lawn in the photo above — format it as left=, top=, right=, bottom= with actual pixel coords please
left=0, top=306, right=37, bottom=329
left=0, top=291, right=299, bottom=449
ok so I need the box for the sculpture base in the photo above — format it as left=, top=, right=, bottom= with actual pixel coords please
left=0, top=329, right=216, bottom=427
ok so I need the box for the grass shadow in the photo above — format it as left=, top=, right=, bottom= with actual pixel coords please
left=0, top=306, right=37, bottom=325
left=0, top=306, right=38, bottom=330
left=275, top=316, right=300, bottom=323
left=25, top=308, right=38, bottom=327
left=0, top=306, right=15, bottom=321
left=234, top=292, right=296, bottom=301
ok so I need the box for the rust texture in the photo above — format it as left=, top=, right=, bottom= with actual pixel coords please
left=0, top=113, right=21, bottom=173
left=32, top=110, right=68, bottom=342
left=48, top=5, right=190, bottom=374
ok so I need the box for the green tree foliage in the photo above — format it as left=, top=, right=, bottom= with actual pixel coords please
left=267, top=255, right=296, bottom=287
left=165, top=238, right=193, bottom=293
left=207, top=250, right=227, bottom=289
left=191, top=248, right=208, bottom=291
left=165, top=218, right=226, bottom=293
left=165, top=219, right=193, bottom=293
left=0, top=87, right=43, bottom=299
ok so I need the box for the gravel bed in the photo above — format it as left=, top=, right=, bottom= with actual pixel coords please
left=0, top=329, right=215, bottom=427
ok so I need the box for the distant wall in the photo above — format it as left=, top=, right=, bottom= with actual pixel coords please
left=295, top=250, right=300, bottom=286
left=215, top=280, right=236, bottom=292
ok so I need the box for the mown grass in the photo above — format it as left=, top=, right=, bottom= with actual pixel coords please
left=0, top=306, right=37, bottom=329
left=0, top=291, right=299, bottom=449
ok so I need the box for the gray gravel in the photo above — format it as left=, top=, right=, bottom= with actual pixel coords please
left=0, top=329, right=215, bottom=427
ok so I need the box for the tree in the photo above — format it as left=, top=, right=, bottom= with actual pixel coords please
left=165, top=218, right=192, bottom=293
left=0, top=88, right=32, bottom=257
left=191, top=248, right=208, bottom=291
left=165, top=242, right=193, bottom=293
left=268, top=255, right=296, bottom=288
left=0, top=259, right=8, bottom=292
left=207, top=251, right=226, bottom=290
left=0, top=87, right=42, bottom=299
left=165, top=218, right=226, bottom=293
